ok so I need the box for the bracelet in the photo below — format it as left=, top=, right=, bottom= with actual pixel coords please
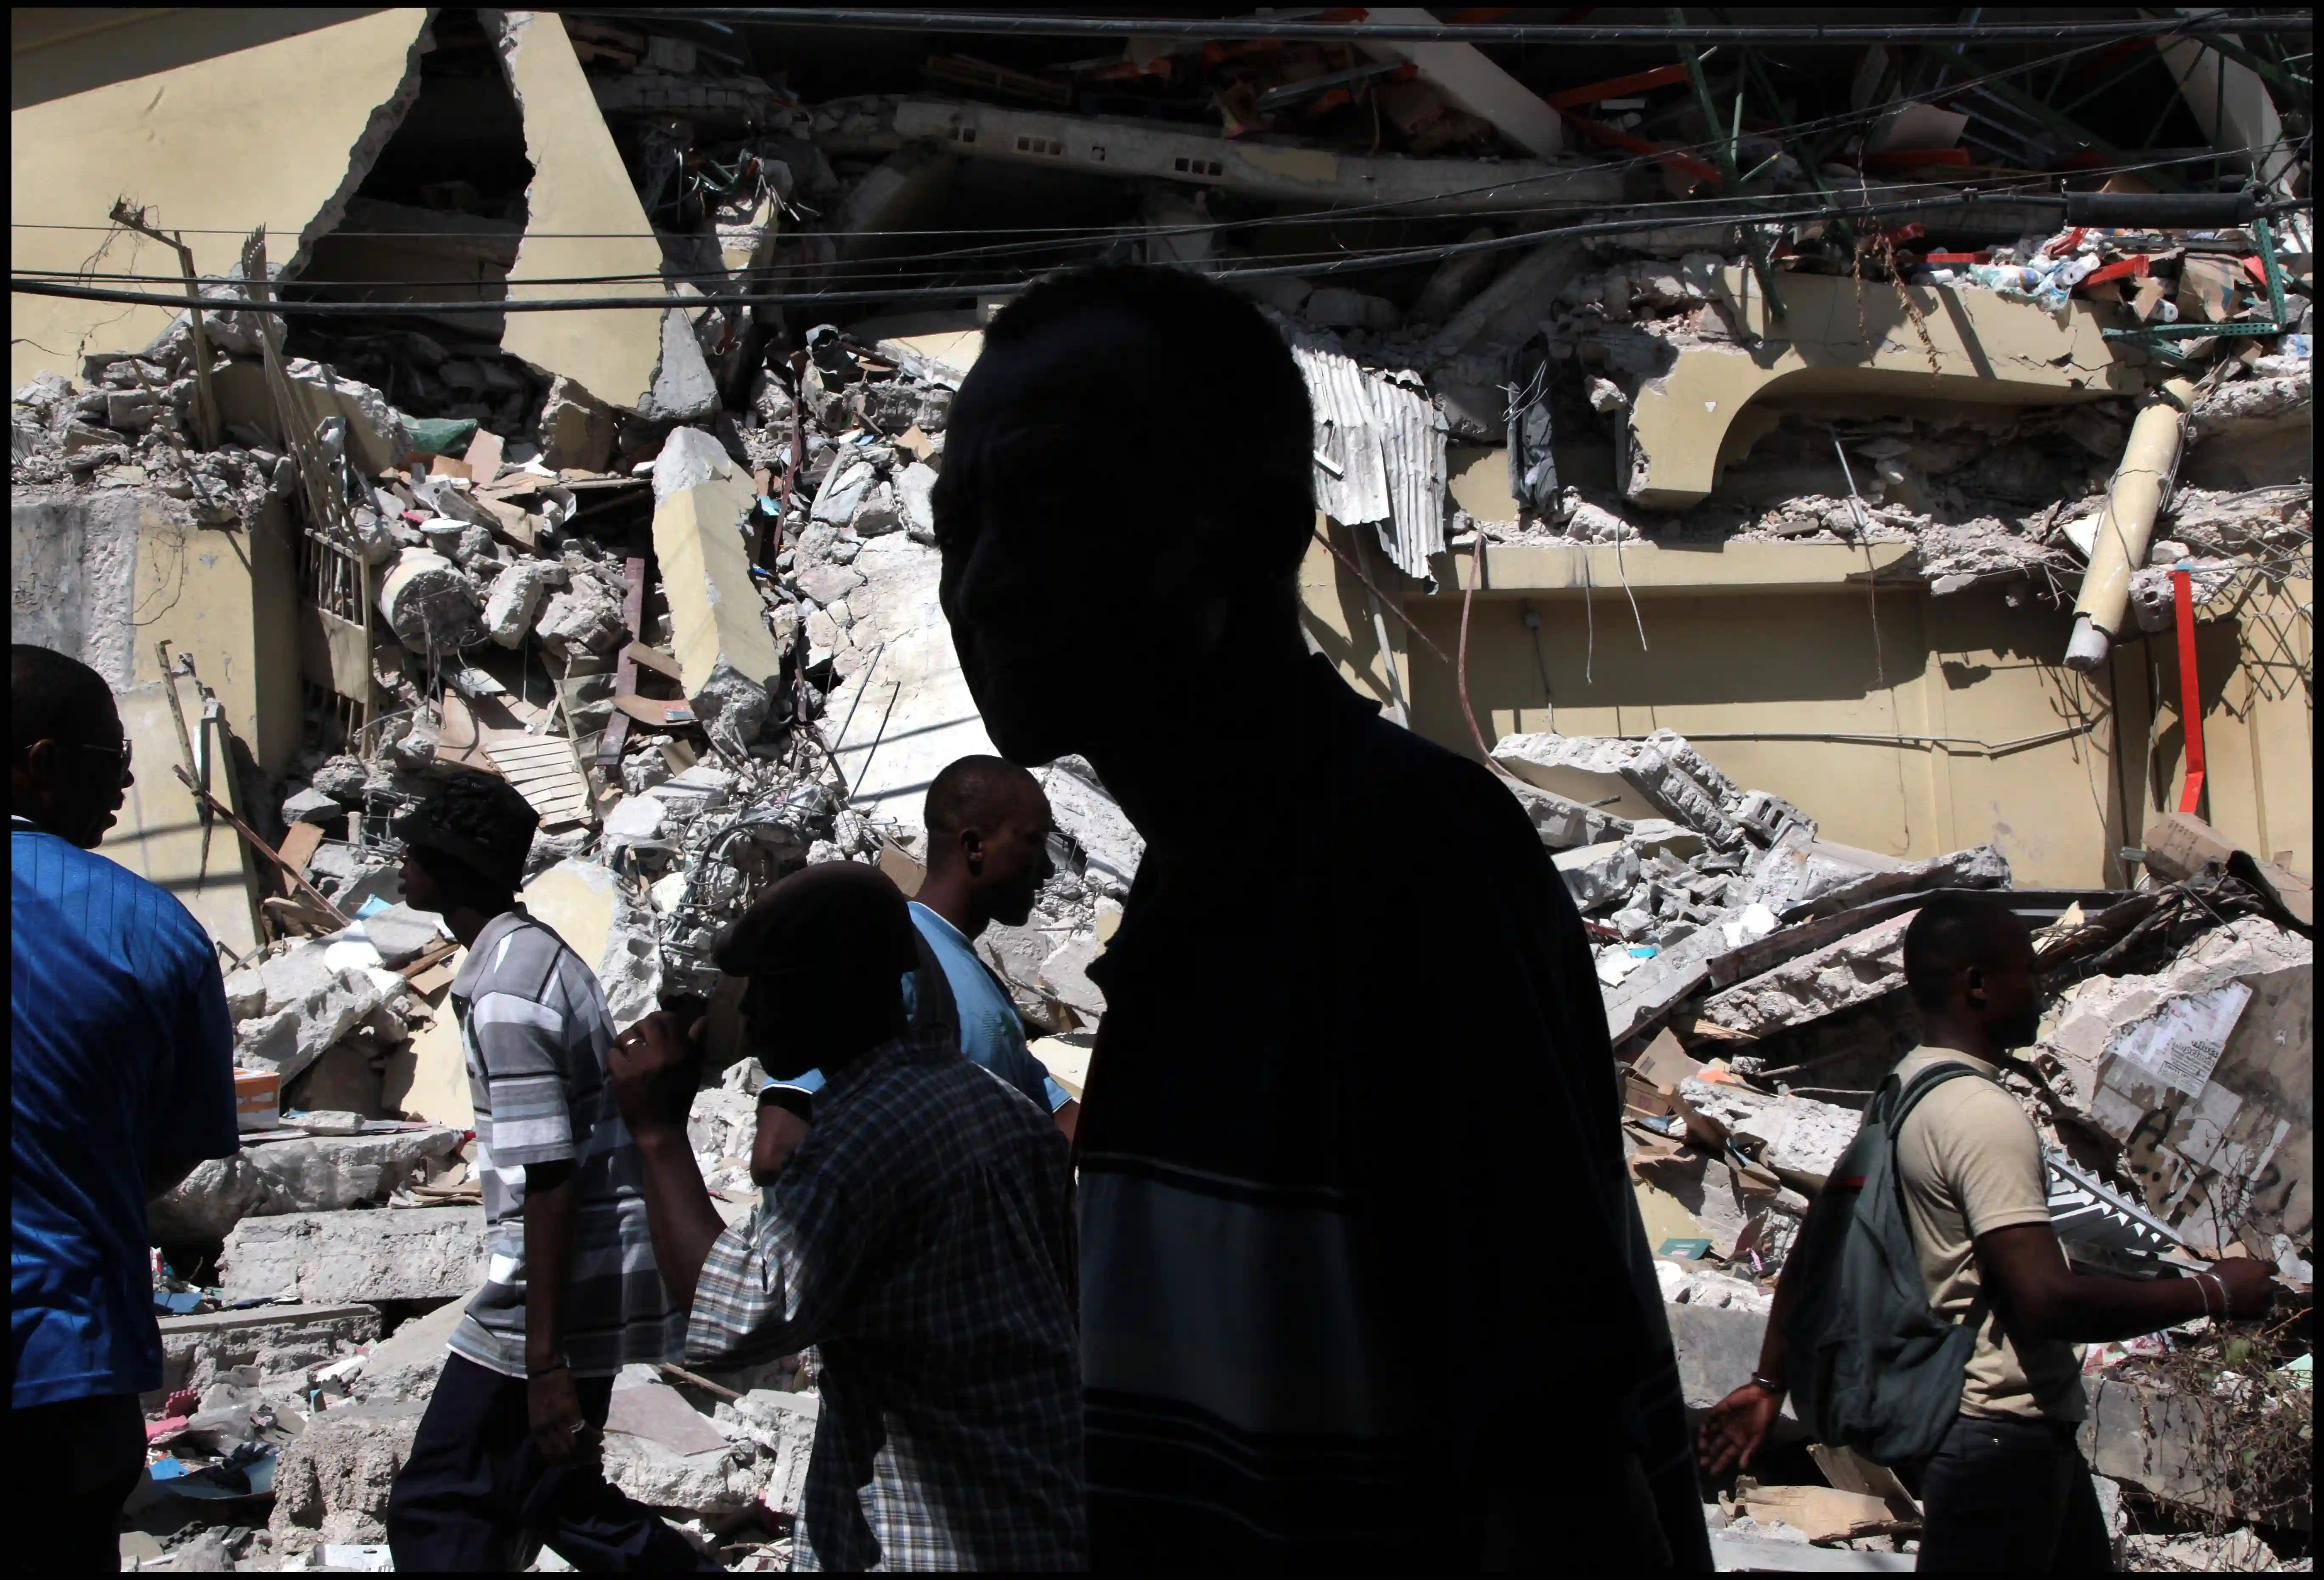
left=1749, top=1371, right=1785, bottom=1395
left=2190, top=1273, right=2215, bottom=1322
left=528, top=1358, right=569, bottom=1379
left=2201, top=1271, right=2228, bottom=1320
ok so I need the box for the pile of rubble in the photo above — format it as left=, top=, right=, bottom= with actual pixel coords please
left=9, top=10, right=2314, bottom=1571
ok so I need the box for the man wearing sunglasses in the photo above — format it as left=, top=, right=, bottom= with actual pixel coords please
left=754, top=755, right=1077, bottom=1176
left=12, top=645, right=241, bottom=1568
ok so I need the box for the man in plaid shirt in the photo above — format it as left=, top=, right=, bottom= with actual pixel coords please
left=609, top=863, right=1084, bottom=1571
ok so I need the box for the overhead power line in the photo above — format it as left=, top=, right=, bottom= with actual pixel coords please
left=570, top=9, right=2313, bottom=45
left=8, top=185, right=2175, bottom=319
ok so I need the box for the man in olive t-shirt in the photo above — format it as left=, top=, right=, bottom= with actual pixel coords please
left=1701, top=895, right=2276, bottom=1574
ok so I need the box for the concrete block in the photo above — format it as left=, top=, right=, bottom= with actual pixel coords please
left=1554, top=840, right=1642, bottom=912
left=481, top=558, right=566, bottom=646
left=795, top=561, right=864, bottom=607
left=1677, top=1080, right=1862, bottom=1190
left=151, top=1153, right=281, bottom=1243
left=601, top=1428, right=756, bottom=1515
left=1036, top=932, right=1108, bottom=1024
left=236, top=956, right=389, bottom=1086
left=376, top=547, right=481, bottom=654
left=537, top=376, right=614, bottom=472
left=535, top=580, right=628, bottom=659
left=221, top=1208, right=486, bottom=1305
left=268, top=1400, right=429, bottom=1555
left=650, top=427, right=781, bottom=737
left=283, top=786, right=346, bottom=825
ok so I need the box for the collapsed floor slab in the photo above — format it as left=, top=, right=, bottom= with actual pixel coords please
left=221, top=1207, right=488, bottom=1305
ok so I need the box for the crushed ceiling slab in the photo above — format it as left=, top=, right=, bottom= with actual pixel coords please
left=820, top=96, right=1620, bottom=216
left=489, top=10, right=716, bottom=420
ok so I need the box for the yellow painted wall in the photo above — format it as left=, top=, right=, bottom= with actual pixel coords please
left=9, top=8, right=431, bottom=389
left=1324, top=540, right=2312, bottom=889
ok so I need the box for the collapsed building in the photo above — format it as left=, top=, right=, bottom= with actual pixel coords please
left=8, top=7, right=2313, bottom=1572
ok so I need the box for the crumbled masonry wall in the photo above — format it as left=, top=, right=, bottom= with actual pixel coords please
left=1625, top=267, right=2144, bottom=509
left=8, top=8, right=436, bottom=390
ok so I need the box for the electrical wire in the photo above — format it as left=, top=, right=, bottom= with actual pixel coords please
left=11, top=28, right=2276, bottom=272
left=573, top=10, right=2313, bottom=45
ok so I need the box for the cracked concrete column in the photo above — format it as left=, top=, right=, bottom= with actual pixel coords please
left=650, top=429, right=782, bottom=749
left=487, top=10, right=716, bottom=419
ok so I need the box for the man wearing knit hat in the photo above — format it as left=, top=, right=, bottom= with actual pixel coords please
left=607, top=863, right=1085, bottom=1571
left=385, top=772, right=712, bottom=1572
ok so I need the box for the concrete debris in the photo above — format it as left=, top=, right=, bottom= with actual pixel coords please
left=1494, top=729, right=1746, bottom=849
left=10, top=17, right=2313, bottom=1561
left=220, top=1208, right=487, bottom=1305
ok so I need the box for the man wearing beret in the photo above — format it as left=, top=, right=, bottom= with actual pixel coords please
left=608, top=862, right=1085, bottom=1572
left=385, top=773, right=712, bottom=1572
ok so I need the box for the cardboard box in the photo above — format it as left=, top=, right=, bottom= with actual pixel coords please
left=235, top=1070, right=282, bottom=1133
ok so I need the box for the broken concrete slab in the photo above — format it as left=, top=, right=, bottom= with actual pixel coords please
left=1695, top=909, right=1919, bottom=1040
left=350, top=1295, right=469, bottom=1404
left=247, top=1127, right=464, bottom=1212
left=221, top=1207, right=487, bottom=1305
left=1752, top=838, right=2009, bottom=922
left=357, top=903, right=444, bottom=969
left=152, top=1303, right=382, bottom=1407
left=601, top=1428, right=756, bottom=1516
left=1036, top=932, right=1108, bottom=1026
left=1555, top=840, right=1643, bottom=912
left=234, top=958, right=391, bottom=1087
left=1502, top=776, right=1635, bottom=851
left=1494, top=730, right=1745, bottom=848
left=1677, top=1080, right=1862, bottom=1191
left=1041, top=757, right=1143, bottom=901
left=650, top=427, right=781, bottom=746
left=825, top=532, right=1000, bottom=834
left=490, top=10, right=715, bottom=419
left=268, top=1399, right=428, bottom=1557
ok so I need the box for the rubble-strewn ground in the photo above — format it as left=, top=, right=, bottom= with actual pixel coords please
left=10, top=9, right=2313, bottom=1572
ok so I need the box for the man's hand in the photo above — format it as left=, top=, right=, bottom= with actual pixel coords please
left=528, top=1365, right=588, bottom=1460
left=608, top=1011, right=705, bottom=1135
left=1698, top=1382, right=1784, bottom=1478
left=2208, top=1256, right=2278, bottom=1320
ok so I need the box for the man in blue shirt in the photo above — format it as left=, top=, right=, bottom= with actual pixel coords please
left=11, top=645, right=241, bottom=1568
left=756, top=756, right=1075, bottom=1171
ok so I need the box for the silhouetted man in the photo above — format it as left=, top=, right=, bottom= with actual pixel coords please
left=12, top=645, right=240, bottom=1571
left=934, top=265, right=1711, bottom=1569
left=755, top=755, right=1078, bottom=1175
left=383, top=774, right=709, bottom=1572
left=609, top=863, right=1085, bottom=1569
left=1700, top=895, right=2275, bottom=1573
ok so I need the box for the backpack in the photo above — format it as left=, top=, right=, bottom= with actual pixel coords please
left=1781, top=1061, right=1995, bottom=1465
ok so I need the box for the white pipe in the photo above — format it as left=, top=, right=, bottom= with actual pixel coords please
left=2064, top=377, right=2197, bottom=673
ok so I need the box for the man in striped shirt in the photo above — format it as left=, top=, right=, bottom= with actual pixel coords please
left=383, top=774, right=710, bottom=1572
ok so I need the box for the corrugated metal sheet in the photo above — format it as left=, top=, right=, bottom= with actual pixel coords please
left=1295, top=345, right=1448, bottom=582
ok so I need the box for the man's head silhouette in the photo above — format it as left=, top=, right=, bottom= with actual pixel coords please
left=934, top=265, right=1315, bottom=768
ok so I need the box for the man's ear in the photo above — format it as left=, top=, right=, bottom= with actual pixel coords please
left=960, top=825, right=986, bottom=876
left=1963, top=964, right=1987, bottom=1008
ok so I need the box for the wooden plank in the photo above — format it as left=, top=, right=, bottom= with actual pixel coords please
left=461, top=428, right=505, bottom=484
left=624, top=641, right=683, bottom=683
left=174, top=766, right=352, bottom=927
left=276, top=822, right=327, bottom=896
